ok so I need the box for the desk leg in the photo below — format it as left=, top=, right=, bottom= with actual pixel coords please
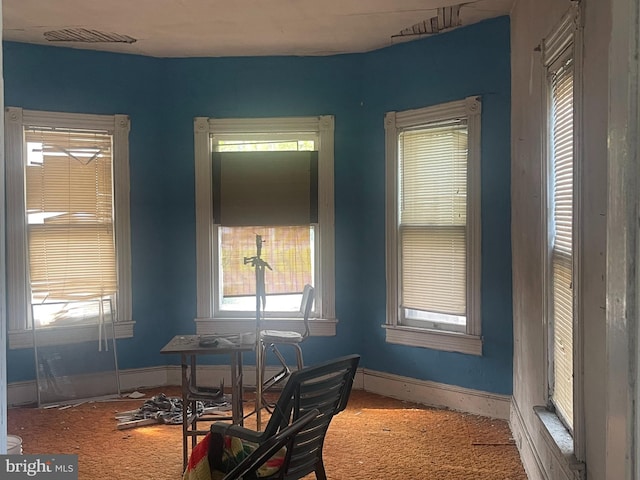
left=189, top=355, right=198, bottom=453
left=238, top=352, right=244, bottom=425
left=181, top=353, right=189, bottom=471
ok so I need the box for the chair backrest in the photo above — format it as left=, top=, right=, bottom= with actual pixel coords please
left=222, top=409, right=320, bottom=480
left=299, top=284, right=314, bottom=339
left=262, top=354, right=360, bottom=479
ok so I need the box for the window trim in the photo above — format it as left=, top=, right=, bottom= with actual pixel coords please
left=194, top=115, right=336, bottom=335
left=4, top=108, right=134, bottom=349
left=539, top=2, right=585, bottom=466
left=384, top=97, right=482, bottom=356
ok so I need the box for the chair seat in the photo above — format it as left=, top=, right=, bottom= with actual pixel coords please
left=260, top=330, right=303, bottom=343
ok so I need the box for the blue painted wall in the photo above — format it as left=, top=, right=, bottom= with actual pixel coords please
left=358, top=18, right=513, bottom=395
left=3, top=16, right=512, bottom=394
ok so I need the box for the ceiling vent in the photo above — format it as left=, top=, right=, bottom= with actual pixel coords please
left=393, top=5, right=462, bottom=38
left=44, top=28, right=137, bottom=44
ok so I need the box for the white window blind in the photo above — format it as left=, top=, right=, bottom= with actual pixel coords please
left=24, top=128, right=117, bottom=306
left=399, top=121, right=468, bottom=317
left=549, top=58, right=574, bottom=430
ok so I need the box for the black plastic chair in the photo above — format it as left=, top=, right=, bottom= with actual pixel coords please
left=211, top=409, right=320, bottom=480
left=210, top=354, right=360, bottom=480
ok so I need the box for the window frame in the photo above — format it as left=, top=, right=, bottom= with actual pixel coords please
left=194, top=115, right=337, bottom=336
left=4, top=108, right=134, bottom=349
left=384, top=97, right=482, bottom=356
left=539, top=3, right=585, bottom=463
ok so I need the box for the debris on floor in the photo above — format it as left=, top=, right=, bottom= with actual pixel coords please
left=115, top=393, right=231, bottom=430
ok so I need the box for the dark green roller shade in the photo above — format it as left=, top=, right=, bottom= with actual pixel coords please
left=213, top=151, right=318, bottom=226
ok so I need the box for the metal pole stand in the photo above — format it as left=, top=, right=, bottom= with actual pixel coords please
left=244, top=234, right=271, bottom=431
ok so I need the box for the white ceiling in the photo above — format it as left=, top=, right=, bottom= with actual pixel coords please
left=3, top=0, right=513, bottom=58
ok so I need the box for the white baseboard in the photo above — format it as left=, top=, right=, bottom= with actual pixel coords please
left=7, top=381, right=37, bottom=407
left=9, top=364, right=509, bottom=422
left=511, top=397, right=545, bottom=480
left=361, top=369, right=511, bottom=419
left=119, top=366, right=179, bottom=392
left=7, top=364, right=299, bottom=406
left=7, top=366, right=173, bottom=407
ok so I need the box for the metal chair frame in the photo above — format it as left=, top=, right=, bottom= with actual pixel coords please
left=260, top=284, right=314, bottom=391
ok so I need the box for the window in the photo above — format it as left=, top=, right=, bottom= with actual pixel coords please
left=194, top=116, right=336, bottom=336
left=542, top=5, right=582, bottom=439
left=5, top=108, right=133, bottom=348
left=384, top=97, right=482, bottom=355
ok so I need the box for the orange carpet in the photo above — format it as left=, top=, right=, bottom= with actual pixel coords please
left=7, top=387, right=527, bottom=480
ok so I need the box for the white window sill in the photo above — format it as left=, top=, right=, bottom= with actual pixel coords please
left=8, top=321, right=135, bottom=349
left=383, top=324, right=482, bottom=355
left=195, top=317, right=337, bottom=336
left=533, top=406, right=585, bottom=479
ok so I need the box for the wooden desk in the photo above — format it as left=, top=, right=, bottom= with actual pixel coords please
left=160, top=335, right=254, bottom=469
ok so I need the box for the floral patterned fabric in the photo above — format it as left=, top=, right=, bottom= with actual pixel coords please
left=183, top=432, right=286, bottom=480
